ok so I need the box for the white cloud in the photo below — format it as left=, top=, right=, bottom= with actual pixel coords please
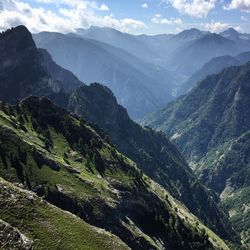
left=235, top=26, right=244, bottom=32
left=151, top=14, right=182, bottom=25
left=121, top=18, right=146, bottom=29
left=203, top=21, right=230, bottom=33
left=241, top=15, right=248, bottom=21
left=142, top=3, right=148, bottom=8
left=224, top=0, right=250, bottom=12
left=0, top=0, right=75, bottom=33
left=37, top=0, right=109, bottom=11
left=100, top=3, right=109, bottom=11
left=168, top=0, right=216, bottom=18
left=202, top=20, right=244, bottom=33
left=176, top=27, right=183, bottom=33
left=0, top=0, right=146, bottom=34
left=37, top=0, right=85, bottom=7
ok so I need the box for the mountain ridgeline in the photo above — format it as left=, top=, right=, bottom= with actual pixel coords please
left=0, top=25, right=245, bottom=249
left=0, top=26, right=81, bottom=106
left=143, top=62, right=250, bottom=247
left=78, top=26, right=250, bottom=77
left=180, top=51, right=250, bottom=94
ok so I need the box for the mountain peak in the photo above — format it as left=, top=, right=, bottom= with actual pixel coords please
left=221, top=27, right=239, bottom=35
left=0, top=25, right=36, bottom=51
left=197, top=32, right=233, bottom=44
left=0, top=25, right=82, bottom=104
left=220, top=28, right=241, bottom=40
left=174, top=28, right=205, bottom=40
left=0, top=25, right=29, bottom=37
left=87, top=25, right=124, bottom=35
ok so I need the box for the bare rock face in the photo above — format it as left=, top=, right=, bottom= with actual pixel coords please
left=0, top=219, right=33, bottom=250
left=0, top=26, right=81, bottom=105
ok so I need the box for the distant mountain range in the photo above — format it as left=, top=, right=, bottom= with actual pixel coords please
left=220, top=28, right=250, bottom=41
left=33, top=26, right=250, bottom=120
left=75, top=26, right=158, bottom=62
left=74, top=27, right=250, bottom=78
left=33, top=31, right=178, bottom=119
left=165, top=32, right=238, bottom=76
left=180, top=51, right=250, bottom=94
left=143, top=62, right=250, bottom=247
left=0, top=25, right=241, bottom=249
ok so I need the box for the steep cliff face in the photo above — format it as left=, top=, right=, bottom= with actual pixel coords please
left=0, top=26, right=81, bottom=106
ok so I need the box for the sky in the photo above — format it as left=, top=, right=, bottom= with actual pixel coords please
left=0, top=0, right=250, bottom=34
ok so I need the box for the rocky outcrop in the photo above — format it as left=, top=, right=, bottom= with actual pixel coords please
left=0, top=219, right=33, bottom=250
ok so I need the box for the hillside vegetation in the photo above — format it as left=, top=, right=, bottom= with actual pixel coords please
left=0, top=97, right=230, bottom=250
left=143, top=62, right=250, bottom=248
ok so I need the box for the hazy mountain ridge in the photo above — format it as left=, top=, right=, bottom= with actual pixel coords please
left=33, top=31, right=175, bottom=118
left=168, top=28, right=250, bottom=78
left=220, top=28, right=250, bottom=41
left=74, top=26, right=250, bottom=90
left=180, top=51, right=250, bottom=94
left=33, top=27, right=250, bottom=119
left=75, top=26, right=158, bottom=62
left=166, top=33, right=238, bottom=76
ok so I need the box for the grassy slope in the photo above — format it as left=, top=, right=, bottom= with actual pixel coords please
left=0, top=177, right=129, bottom=250
left=0, top=97, right=229, bottom=250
